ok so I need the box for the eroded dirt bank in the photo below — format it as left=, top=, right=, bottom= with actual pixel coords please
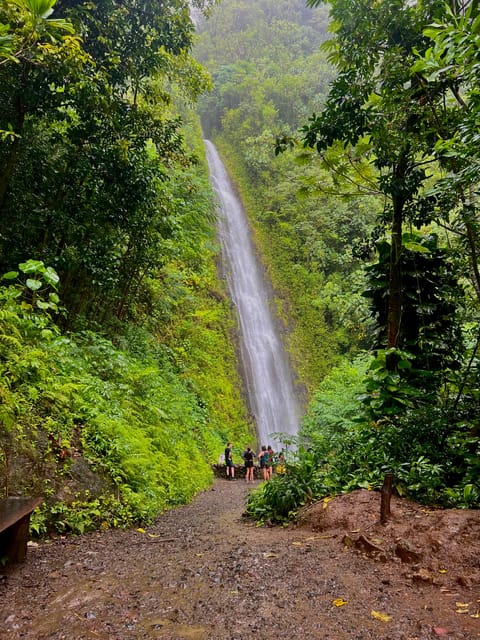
left=1, top=479, right=479, bottom=639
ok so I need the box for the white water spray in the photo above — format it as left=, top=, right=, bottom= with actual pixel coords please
left=205, top=140, right=300, bottom=450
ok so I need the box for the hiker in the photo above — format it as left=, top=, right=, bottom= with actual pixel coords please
left=276, top=450, right=286, bottom=475
left=266, top=445, right=275, bottom=479
left=225, top=442, right=234, bottom=479
left=257, top=445, right=269, bottom=481
left=243, top=446, right=255, bottom=482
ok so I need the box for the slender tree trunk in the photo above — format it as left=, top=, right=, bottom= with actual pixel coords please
left=0, top=96, right=25, bottom=213
left=380, top=472, right=394, bottom=524
left=0, top=60, right=31, bottom=214
left=463, top=195, right=480, bottom=303
left=388, top=201, right=403, bottom=351
left=386, top=157, right=407, bottom=360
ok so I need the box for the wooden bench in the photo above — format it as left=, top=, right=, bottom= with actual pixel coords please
left=0, top=497, right=43, bottom=565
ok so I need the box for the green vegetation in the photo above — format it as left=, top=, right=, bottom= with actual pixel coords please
left=1, top=0, right=478, bottom=536
left=0, top=0, right=252, bottom=534
left=0, top=152, right=252, bottom=534
left=248, top=358, right=479, bottom=525
left=195, top=0, right=479, bottom=521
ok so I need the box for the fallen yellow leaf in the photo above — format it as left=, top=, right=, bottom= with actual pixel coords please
left=147, top=533, right=160, bottom=538
left=323, top=497, right=333, bottom=510
left=470, top=612, right=480, bottom=619
left=292, top=541, right=303, bottom=546
left=195, top=553, right=203, bottom=557
left=371, top=610, right=392, bottom=622
left=263, top=552, right=278, bottom=558
left=456, top=602, right=470, bottom=608
left=456, top=609, right=469, bottom=615
left=136, top=528, right=145, bottom=534
left=332, top=598, right=347, bottom=607
left=438, top=569, right=447, bottom=574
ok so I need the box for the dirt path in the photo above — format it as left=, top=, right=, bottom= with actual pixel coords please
left=1, top=479, right=479, bottom=639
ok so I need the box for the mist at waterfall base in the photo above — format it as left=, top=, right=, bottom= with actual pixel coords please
left=205, top=140, right=301, bottom=452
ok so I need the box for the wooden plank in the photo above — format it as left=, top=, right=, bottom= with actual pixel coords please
left=0, top=497, right=43, bottom=533
left=0, top=497, right=43, bottom=565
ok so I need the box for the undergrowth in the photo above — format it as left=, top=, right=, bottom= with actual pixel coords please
left=246, top=360, right=480, bottom=525
left=1, top=256, right=251, bottom=536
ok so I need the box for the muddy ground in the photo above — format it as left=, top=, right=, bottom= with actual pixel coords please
left=1, top=478, right=479, bottom=639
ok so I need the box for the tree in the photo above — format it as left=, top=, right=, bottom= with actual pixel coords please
left=0, top=0, right=80, bottom=200
left=0, top=0, right=212, bottom=328
left=298, top=0, right=479, bottom=415
left=303, top=0, right=444, bottom=355
left=412, top=1, right=480, bottom=302
left=295, top=0, right=479, bottom=482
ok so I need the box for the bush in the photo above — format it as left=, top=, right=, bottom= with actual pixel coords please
left=246, top=359, right=480, bottom=525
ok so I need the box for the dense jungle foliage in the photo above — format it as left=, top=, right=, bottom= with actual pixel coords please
left=1, top=0, right=479, bottom=542
left=0, top=0, right=254, bottom=537
left=194, top=0, right=480, bottom=520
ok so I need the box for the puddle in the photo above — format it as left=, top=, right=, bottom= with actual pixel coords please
left=49, top=584, right=107, bottom=608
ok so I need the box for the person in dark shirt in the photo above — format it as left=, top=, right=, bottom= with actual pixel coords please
left=243, top=446, right=255, bottom=483
left=224, top=442, right=234, bottom=479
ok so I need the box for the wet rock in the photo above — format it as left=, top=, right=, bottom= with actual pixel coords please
left=395, top=539, right=423, bottom=563
left=411, top=568, right=434, bottom=584
left=354, top=534, right=386, bottom=556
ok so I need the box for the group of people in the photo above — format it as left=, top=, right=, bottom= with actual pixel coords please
left=224, top=442, right=284, bottom=482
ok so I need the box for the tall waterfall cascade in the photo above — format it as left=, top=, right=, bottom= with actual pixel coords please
left=205, top=140, right=300, bottom=449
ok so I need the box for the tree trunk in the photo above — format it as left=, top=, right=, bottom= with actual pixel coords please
left=387, top=204, right=403, bottom=350
left=386, top=157, right=407, bottom=364
left=0, top=69, right=28, bottom=214
left=380, top=472, right=394, bottom=524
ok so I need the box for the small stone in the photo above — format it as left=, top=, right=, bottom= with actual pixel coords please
left=411, top=568, right=434, bottom=584
left=433, top=627, right=449, bottom=636
left=395, top=539, right=423, bottom=563
left=456, top=575, right=472, bottom=587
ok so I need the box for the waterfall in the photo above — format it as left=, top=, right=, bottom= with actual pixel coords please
left=204, top=140, right=300, bottom=450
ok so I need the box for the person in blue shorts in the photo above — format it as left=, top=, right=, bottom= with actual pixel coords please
left=257, top=445, right=269, bottom=481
